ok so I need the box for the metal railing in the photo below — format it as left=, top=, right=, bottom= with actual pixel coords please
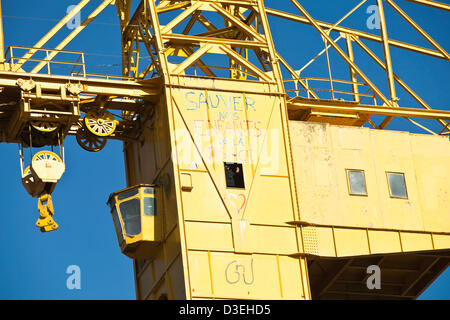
left=70, top=72, right=134, bottom=81
left=284, top=77, right=377, bottom=105
left=4, top=46, right=86, bottom=77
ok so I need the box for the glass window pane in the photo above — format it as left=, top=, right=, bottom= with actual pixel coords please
left=143, top=188, right=155, bottom=195
left=143, top=197, right=157, bottom=216
left=117, top=189, right=138, bottom=201
left=388, top=173, right=408, bottom=198
left=348, top=170, right=367, bottom=195
left=111, top=206, right=123, bottom=240
left=119, top=198, right=141, bottom=236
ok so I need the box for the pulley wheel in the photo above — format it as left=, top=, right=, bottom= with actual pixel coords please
left=84, top=109, right=117, bottom=137
left=76, top=126, right=107, bottom=152
left=30, top=120, right=59, bottom=133
left=32, top=150, right=63, bottom=163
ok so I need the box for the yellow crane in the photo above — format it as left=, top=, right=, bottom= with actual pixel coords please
left=0, top=0, right=449, bottom=300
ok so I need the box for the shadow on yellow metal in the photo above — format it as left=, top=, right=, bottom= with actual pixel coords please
left=307, top=250, right=450, bottom=299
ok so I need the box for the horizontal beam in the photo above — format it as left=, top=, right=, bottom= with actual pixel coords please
left=291, top=220, right=450, bottom=258
left=406, top=0, right=450, bottom=11
left=325, top=290, right=415, bottom=299
left=288, top=100, right=450, bottom=121
left=0, top=71, right=162, bottom=98
left=334, top=279, right=404, bottom=287
left=265, top=8, right=447, bottom=60
left=161, top=33, right=268, bottom=49
left=347, top=265, right=427, bottom=273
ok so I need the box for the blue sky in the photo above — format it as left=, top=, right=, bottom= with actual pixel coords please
left=0, top=0, right=449, bottom=300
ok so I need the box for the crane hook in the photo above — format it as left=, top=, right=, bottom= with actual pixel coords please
left=36, top=193, right=58, bottom=232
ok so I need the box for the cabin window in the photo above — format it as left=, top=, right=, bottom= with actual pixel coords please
left=111, top=206, right=123, bottom=244
left=346, top=169, right=368, bottom=196
left=387, top=172, right=408, bottom=199
left=117, top=188, right=138, bottom=200
left=119, top=198, right=142, bottom=236
left=143, top=197, right=156, bottom=216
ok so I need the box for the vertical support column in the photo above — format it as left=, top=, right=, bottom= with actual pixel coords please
left=258, top=4, right=310, bottom=298
left=116, top=0, right=132, bottom=77
left=256, top=0, right=284, bottom=89
left=146, top=0, right=170, bottom=80
left=345, top=34, right=360, bottom=103
left=377, top=0, right=397, bottom=104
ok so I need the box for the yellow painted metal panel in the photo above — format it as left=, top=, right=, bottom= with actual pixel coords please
left=207, top=252, right=297, bottom=300
left=433, top=234, right=450, bottom=250
left=249, top=254, right=286, bottom=300
left=369, top=130, right=424, bottom=230
left=336, top=126, right=364, bottom=149
left=278, top=256, right=308, bottom=299
left=313, top=160, right=331, bottom=187
left=171, top=114, right=207, bottom=173
left=411, top=135, right=450, bottom=232
left=188, top=251, right=213, bottom=298
left=334, top=228, right=370, bottom=257
left=368, top=230, right=402, bottom=254
left=400, top=232, right=434, bottom=252
left=244, top=176, right=294, bottom=226
left=180, top=171, right=231, bottom=223
left=314, top=226, right=336, bottom=257
left=251, top=225, right=298, bottom=255
left=290, top=121, right=450, bottom=235
left=208, top=252, right=256, bottom=299
left=259, top=101, right=289, bottom=177
left=303, top=225, right=449, bottom=257
left=185, top=222, right=234, bottom=251
left=170, top=87, right=288, bottom=179
left=169, top=76, right=281, bottom=96
left=160, top=76, right=305, bottom=299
